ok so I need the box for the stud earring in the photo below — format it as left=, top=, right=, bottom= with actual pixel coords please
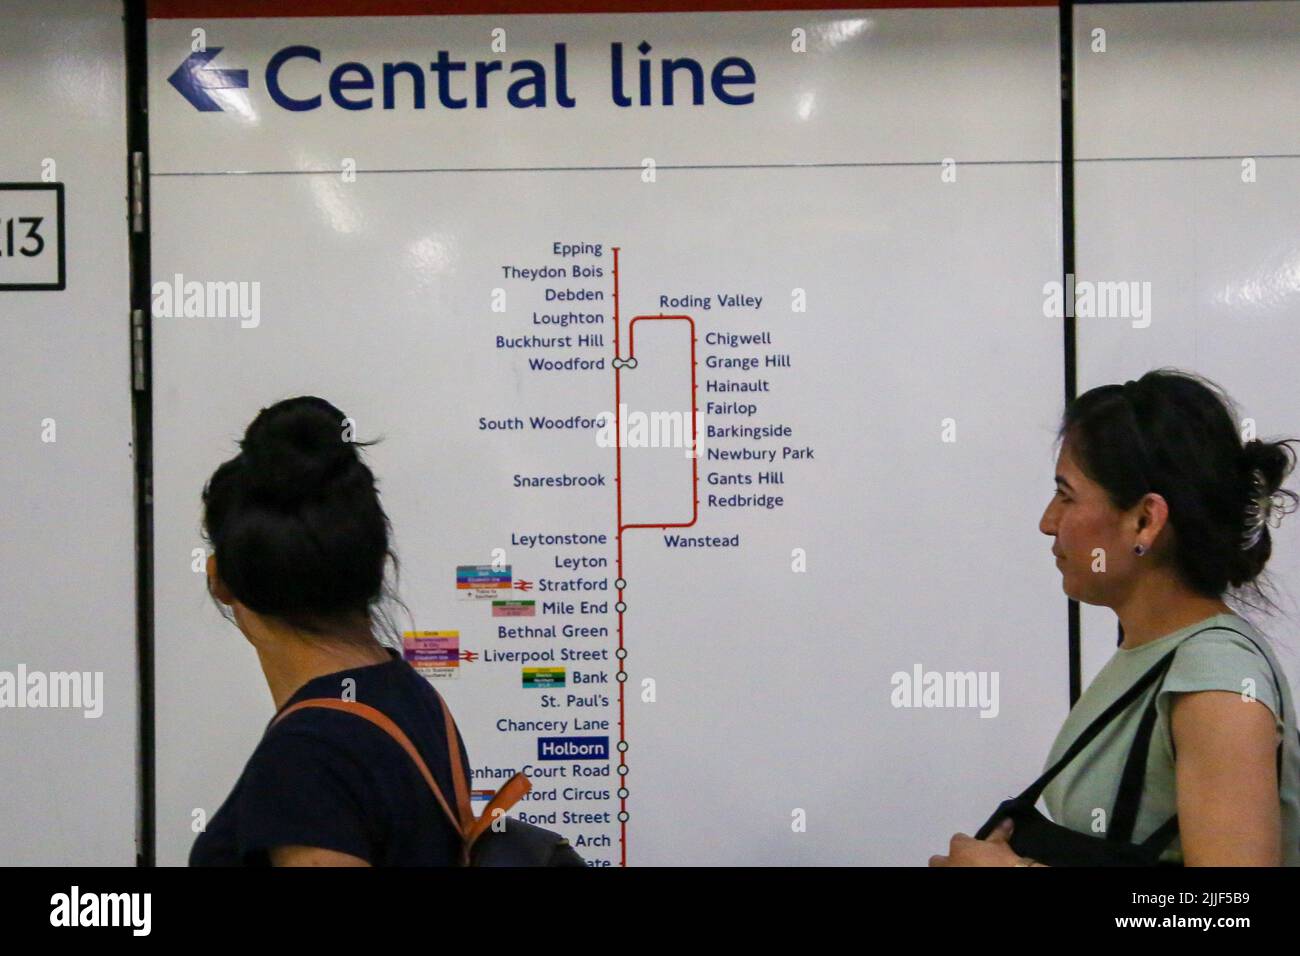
left=1134, top=544, right=1146, bottom=556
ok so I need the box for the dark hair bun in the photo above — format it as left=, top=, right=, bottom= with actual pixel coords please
left=239, top=397, right=359, bottom=509
left=202, top=396, right=392, bottom=632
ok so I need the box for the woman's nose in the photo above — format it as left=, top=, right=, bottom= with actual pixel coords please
left=1039, top=501, right=1057, bottom=536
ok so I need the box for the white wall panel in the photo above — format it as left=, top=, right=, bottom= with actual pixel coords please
left=0, top=0, right=137, bottom=865
left=1075, top=1, right=1300, bottom=687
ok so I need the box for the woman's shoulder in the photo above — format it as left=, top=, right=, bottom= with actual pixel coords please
left=1161, top=615, right=1286, bottom=726
left=1174, top=614, right=1278, bottom=670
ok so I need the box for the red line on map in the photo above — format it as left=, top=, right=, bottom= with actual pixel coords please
left=610, top=247, right=700, bottom=866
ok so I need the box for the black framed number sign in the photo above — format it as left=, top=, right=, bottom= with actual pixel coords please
left=0, top=182, right=66, bottom=291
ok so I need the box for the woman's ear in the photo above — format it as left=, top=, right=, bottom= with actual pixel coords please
left=1134, top=492, right=1172, bottom=551
left=206, top=553, right=234, bottom=605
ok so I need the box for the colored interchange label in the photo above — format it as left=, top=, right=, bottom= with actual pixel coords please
left=523, top=666, right=565, bottom=688
left=457, top=564, right=511, bottom=600
left=402, top=630, right=459, bottom=680
left=404, top=566, right=546, bottom=681
left=458, top=563, right=535, bottom=615
left=493, top=599, right=535, bottom=617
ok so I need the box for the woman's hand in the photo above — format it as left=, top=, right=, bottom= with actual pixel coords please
left=929, top=818, right=1034, bottom=866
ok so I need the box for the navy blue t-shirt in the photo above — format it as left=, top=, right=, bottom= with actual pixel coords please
left=190, top=648, right=471, bottom=866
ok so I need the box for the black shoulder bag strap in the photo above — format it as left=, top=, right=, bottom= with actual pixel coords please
left=1108, top=656, right=1178, bottom=846
left=1012, top=645, right=1182, bottom=810
left=1015, top=624, right=1273, bottom=809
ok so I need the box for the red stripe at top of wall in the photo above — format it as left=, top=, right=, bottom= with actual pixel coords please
left=148, top=0, right=1058, bottom=18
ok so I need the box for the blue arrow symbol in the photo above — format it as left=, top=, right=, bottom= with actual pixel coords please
left=168, top=48, right=249, bottom=112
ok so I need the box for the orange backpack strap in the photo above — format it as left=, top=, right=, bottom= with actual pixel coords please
left=271, top=698, right=464, bottom=844
left=434, top=692, right=476, bottom=833
left=466, top=772, right=532, bottom=853
left=431, top=692, right=532, bottom=855
left=271, top=694, right=533, bottom=865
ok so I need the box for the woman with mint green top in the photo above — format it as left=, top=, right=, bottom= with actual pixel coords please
left=932, top=370, right=1300, bottom=866
left=1038, top=612, right=1298, bottom=865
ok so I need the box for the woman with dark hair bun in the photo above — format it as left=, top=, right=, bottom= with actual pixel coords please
left=934, top=369, right=1300, bottom=867
left=190, top=396, right=472, bottom=866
